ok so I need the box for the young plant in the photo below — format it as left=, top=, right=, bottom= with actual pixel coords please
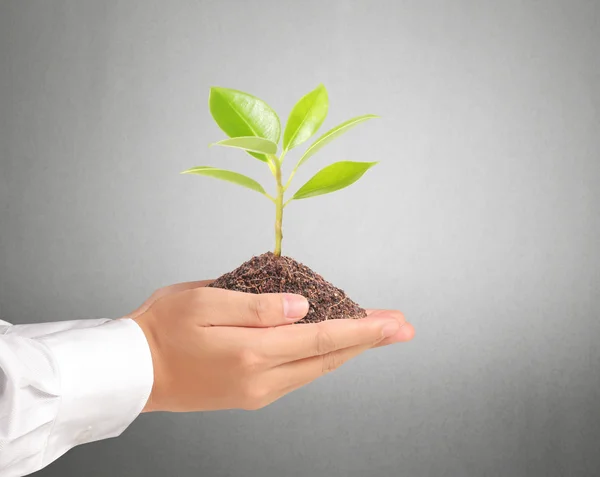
left=182, top=84, right=378, bottom=257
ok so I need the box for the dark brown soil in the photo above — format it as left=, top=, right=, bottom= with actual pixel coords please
left=207, top=252, right=367, bottom=323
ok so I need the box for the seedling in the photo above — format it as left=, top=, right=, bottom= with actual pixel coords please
left=182, top=84, right=378, bottom=257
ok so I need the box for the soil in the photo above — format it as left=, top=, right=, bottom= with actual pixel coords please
left=207, top=252, right=367, bottom=323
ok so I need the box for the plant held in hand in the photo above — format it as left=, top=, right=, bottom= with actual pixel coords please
left=182, top=84, right=377, bottom=256
left=182, top=85, right=379, bottom=323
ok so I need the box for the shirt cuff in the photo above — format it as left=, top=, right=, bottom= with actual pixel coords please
left=39, top=319, right=153, bottom=457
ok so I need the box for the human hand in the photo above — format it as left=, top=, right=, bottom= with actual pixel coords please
left=132, top=286, right=414, bottom=413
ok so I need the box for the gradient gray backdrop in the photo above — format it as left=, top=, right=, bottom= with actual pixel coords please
left=1, top=1, right=599, bottom=476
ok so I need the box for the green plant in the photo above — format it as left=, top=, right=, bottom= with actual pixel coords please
left=182, top=84, right=378, bottom=257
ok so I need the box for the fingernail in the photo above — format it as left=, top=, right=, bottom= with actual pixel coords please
left=381, top=320, right=401, bottom=338
left=283, top=294, right=309, bottom=320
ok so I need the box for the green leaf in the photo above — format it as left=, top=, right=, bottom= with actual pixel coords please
left=209, top=87, right=281, bottom=161
left=292, top=161, right=377, bottom=200
left=297, top=114, right=378, bottom=167
left=211, top=136, right=278, bottom=155
left=181, top=166, right=267, bottom=196
left=283, top=84, right=328, bottom=152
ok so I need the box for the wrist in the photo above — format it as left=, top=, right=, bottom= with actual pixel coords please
left=133, top=310, right=164, bottom=413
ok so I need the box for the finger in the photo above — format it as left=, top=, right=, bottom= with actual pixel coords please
left=269, top=315, right=412, bottom=398
left=374, top=322, right=415, bottom=347
left=365, top=310, right=415, bottom=348
left=269, top=341, right=374, bottom=395
left=256, top=328, right=414, bottom=409
left=126, top=280, right=215, bottom=318
left=194, top=287, right=309, bottom=327
left=259, top=316, right=401, bottom=366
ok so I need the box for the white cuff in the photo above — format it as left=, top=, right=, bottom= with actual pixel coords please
left=39, top=319, right=153, bottom=459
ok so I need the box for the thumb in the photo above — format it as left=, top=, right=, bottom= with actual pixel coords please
left=196, top=287, right=309, bottom=327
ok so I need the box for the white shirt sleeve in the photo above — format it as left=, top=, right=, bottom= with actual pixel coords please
left=0, top=318, right=153, bottom=477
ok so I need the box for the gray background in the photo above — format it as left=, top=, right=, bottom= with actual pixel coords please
left=1, top=0, right=599, bottom=476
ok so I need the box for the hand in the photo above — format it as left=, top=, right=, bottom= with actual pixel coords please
left=132, top=285, right=414, bottom=413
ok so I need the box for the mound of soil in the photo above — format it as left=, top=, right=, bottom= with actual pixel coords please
left=207, top=252, right=366, bottom=323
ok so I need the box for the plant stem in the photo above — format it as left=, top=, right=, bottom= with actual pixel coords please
left=283, top=166, right=298, bottom=191
left=273, top=158, right=284, bottom=257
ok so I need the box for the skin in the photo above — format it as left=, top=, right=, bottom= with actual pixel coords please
left=126, top=280, right=415, bottom=413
